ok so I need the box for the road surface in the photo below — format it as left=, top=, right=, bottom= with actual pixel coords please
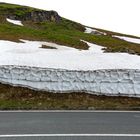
left=0, top=110, right=140, bottom=140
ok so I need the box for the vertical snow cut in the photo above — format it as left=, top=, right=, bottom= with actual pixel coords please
left=0, top=65, right=140, bottom=97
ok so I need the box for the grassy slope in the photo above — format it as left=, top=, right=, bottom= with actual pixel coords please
left=0, top=3, right=140, bottom=53
left=0, top=83, right=140, bottom=110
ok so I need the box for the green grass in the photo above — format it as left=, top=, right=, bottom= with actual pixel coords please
left=0, top=2, right=38, bottom=16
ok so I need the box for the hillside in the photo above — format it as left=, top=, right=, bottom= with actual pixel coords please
left=0, top=2, right=140, bottom=110
left=0, top=2, right=140, bottom=54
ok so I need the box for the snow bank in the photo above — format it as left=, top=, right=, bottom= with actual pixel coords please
left=6, top=18, right=23, bottom=26
left=0, top=39, right=140, bottom=97
left=0, top=39, right=140, bottom=70
left=0, top=65, right=139, bottom=97
left=113, top=35, right=140, bottom=44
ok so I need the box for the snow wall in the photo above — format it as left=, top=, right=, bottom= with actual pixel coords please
left=0, top=65, right=140, bottom=97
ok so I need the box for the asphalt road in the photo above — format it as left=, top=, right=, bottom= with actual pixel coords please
left=0, top=111, right=140, bottom=140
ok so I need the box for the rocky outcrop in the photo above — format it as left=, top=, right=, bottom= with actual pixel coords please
left=7, top=10, right=61, bottom=22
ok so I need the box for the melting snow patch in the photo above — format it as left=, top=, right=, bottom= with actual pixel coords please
left=85, top=27, right=107, bottom=35
left=113, top=35, right=140, bottom=44
left=84, top=27, right=96, bottom=33
left=6, top=18, right=23, bottom=26
left=81, top=40, right=105, bottom=53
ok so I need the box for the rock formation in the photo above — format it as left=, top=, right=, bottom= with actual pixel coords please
left=7, top=10, right=61, bottom=22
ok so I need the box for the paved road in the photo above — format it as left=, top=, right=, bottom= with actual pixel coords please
left=0, top=111, right=140, bottom=140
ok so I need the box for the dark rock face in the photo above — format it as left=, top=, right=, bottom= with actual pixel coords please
left=8, top=10, right=61, bottom=22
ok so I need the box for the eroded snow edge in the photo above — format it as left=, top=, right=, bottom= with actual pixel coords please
left=0, top=65, right=140, bottom=97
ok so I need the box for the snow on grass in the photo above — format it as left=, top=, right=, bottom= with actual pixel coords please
left=0, top=39, right=75, bottom=54
left=6, top=18, right=23, bottom=26
left=81, top=40, right=105, bottom=53
left=0, top=39, right=140, bottom=70
left=84, top=27, right=107, bottom=35
left=113, top=35, right=140, bottom=44
left=20, top=39, right=76, bottom=50
left=84, top=27, right=96, bottom=33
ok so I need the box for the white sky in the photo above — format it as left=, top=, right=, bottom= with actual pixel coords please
left=1, top=0, right=140, bottom=37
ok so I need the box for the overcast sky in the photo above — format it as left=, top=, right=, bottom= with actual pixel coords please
left=1, top=0, right=140, bottom=37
